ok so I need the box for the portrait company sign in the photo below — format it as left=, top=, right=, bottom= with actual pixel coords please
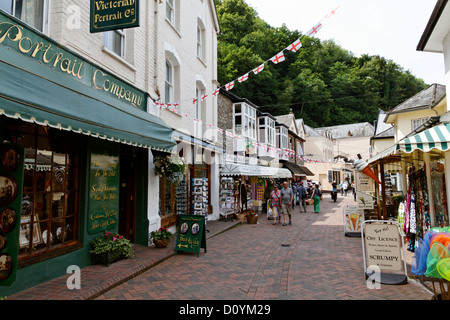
left=90, top=0, right=140, bottom=33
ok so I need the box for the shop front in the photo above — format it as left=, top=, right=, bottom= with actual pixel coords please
left=157, top=132, right=222, bottom=229
left=219, top=163, right=292, bottom=216
left=367, top=122, right=450, bottom=237
left=0, top=12, right=175, bottom=295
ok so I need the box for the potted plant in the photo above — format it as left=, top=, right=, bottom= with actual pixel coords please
left=90, top=231, right=134, bottom=266
left=150, top=227, right=175, bottom=248
left=246, top=211, right=258, bottom=224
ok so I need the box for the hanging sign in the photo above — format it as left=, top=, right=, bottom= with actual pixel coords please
left=356, top=191, right=374, bottom=210
left=356, top=172, right=375, bottom=193
left=0, top=144, right=24, bottom=287
left=88, top=149, right=120, bottom=234
left=175, top=214, right=206, bottom=257
left=343, top=206, right=364, bottom=237
left=90, top=0, right=140, bottom=33
left=361, top=220, right=408, bottom=285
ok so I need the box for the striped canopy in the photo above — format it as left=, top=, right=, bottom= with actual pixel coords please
left=397, top=123, right=450, bottom=153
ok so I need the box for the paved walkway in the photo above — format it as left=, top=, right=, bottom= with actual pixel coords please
left=7, top=194, right=434, bottom=300
left=6, top=217, right=241, bottom=300
left=96, top=195, right=432, bottom=301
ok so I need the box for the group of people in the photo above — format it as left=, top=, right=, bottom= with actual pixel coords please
left=269, top=181, right=322, bottom=226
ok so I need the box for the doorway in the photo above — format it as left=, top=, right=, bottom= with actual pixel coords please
left=119, top=151, right=136, bottom=242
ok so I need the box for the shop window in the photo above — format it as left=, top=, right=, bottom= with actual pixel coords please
left=197, top=19, right=206, bottom=61
left=411, top=118, right=428, bottom=131
left=103, top=29, right=125, bottom=58
left=6, top=121, right=79, bottom=261
left=166, top=0, right=180, bottom=31
left=2, top=0, right=48, bottom=33
left=165, top=60, right=174, bottom=104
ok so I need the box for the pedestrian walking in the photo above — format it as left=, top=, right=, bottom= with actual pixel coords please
left=281, top=181, right=294, bottom=225
left=339, top=181, right=343, bottom=196
left=270, top=185, right=281, bottom=225
left=298, top=182, right=308, bottom=212
left=351, top=181, right=356, bottom=201
left=311, top=184, right=321, bottom=213
left=343, top=181, right=348, bottom=196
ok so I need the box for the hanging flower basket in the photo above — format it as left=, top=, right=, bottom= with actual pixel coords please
left=154, top=155, right=186, bottom=184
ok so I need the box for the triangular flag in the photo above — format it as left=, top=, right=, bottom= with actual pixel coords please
left=307, top=22, right=322, bottom=37
left=212, top=88, right=220, bottom=97
left=287, top=39, right=302, bottom=52
left=225, top=81, right=235, bottom=91
left=270, top=51, right=285, bottom=64
left=253, top=64, right=265, bottom=75
left=238, top=73, right=249, bottom=83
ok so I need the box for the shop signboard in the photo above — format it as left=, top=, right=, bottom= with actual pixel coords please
left=361, top=220, right=408, bottom=285
left=356, top=172, right=375, bottom=193
left=90, top=0, right=140, bottom=33
left=88, top=150, right=120, bottom=234
left=356, top=191, right=374, bottom=209
left=0, top=144, right=24, bottom=286
left=0, top=11, right=146, bottom=111
left=175, top=214, right=206, bottom=257
left=343, top=205, right=364, bottom=237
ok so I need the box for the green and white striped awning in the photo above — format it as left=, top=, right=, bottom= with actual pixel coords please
left=397, top=123, right=450, bottom=153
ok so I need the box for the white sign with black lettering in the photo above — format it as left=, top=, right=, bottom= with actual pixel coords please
left=362, top=221, right=403, bottom=272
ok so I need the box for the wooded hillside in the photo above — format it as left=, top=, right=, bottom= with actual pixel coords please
left=215, top=0, right=427, bottom=127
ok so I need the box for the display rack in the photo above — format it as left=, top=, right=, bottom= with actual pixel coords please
left=176, top=175, right=187, bottom=215
left=219, top=177, right=235, bottom=221
left=192, top=178, right=208, bottom=219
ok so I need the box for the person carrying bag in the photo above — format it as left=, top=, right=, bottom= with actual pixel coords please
left=270, top=185, right=281, bottom=225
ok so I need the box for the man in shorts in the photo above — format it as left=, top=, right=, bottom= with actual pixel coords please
left=281, top=181, right=294, bottom=226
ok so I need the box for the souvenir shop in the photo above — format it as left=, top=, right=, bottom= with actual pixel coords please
left=396, top=149, right=449, bottom=251
left=159, top=135, right=222, bottom=228
left=219, top=163, right=292, bottom=217
left=0, top=12, right=175, bottom=295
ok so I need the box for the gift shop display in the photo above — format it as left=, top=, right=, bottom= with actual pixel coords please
left=192, top=178, right=208, bottom=219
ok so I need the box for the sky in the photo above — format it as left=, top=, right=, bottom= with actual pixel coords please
left=244, top=0, right=446, bottom=86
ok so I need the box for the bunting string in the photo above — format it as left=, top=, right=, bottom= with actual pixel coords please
left=152, top=5, right=341, bottom=160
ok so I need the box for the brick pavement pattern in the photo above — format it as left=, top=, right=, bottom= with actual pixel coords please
left=97, top=195, right=433, bottom=300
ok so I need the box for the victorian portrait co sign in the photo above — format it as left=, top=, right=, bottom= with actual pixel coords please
left=90, top=0, right=140, bottom=33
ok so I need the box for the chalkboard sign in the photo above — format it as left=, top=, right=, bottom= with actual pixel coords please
left=88, top=150, right=119, bottom=234
left=174, top=214, right=206, bottom=257
left=0, top=144, right=24, bottom=287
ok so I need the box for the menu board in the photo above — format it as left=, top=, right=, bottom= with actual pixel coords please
left=88, top=150, right=119, bottom=235
left=0, top=144, right=24, bottom=286
left=174, top=214, right=206, bottom=257
left=343, top=205, right=364, bottom=237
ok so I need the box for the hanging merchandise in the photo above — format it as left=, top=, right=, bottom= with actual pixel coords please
left=411, top=230, right=450, bottom=299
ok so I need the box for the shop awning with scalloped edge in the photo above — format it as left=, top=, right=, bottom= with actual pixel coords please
left=397, top=123, right=450, bottom=153
left=0, top=53, right=176, bottom=153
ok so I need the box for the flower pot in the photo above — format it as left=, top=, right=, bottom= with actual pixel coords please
left=91, top=252, right=122, bottom=266
left=246, top=214, right=258, bottom=224
left=153, top=238, right=170, bottom=248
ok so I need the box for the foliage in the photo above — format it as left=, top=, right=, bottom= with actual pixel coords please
left=150, top=227, right=175, bottom=241
left=90, top=231, right=134, bottom=259
left=154, top=156, right=186, bottom=183
left=215, top=0, right=427, bottom=127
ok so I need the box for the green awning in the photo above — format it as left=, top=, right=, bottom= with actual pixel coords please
left=397, top=123, right=450, bottom=153
left=0, top=58, right=175, bottom=153
left=283, top=162, right=314, bottom=176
